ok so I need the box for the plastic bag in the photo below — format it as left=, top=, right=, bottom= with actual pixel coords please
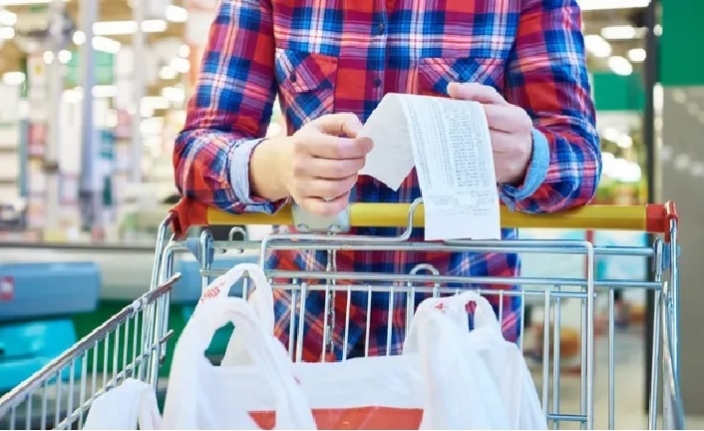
left=161, top=292, right=316, bottom=429
left=200, top=263, right=509, bottom=430
left=82, top=378, right=162, bottom=430
left=422, top=291, right=548, bottom=430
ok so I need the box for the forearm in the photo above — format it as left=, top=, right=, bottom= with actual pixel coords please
left=499, top=126, right=601, bottom=214
left=502, top=0, right=601, bottom=214
left=249, top=136, right=291, bottom=202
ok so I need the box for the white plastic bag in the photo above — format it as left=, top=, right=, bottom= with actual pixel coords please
left=422, top=291, right=548, bottom=430
left=162, top=292, right=316, bottom=429
left=198, top=263, right=509, bottom=430
left=82, top=378, right=162, bottom=430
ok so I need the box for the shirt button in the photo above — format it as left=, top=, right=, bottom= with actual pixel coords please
left=373, top=77, right=382, bottom=88
left=377, top=22, right=385, bottom=35
left=290, top=73, right=297, bottom=83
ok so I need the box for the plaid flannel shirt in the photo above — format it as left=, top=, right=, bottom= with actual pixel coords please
left=174, top=0, right=601, bottom=361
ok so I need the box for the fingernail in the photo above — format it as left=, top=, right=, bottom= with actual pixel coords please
left=359, top=137, right=374, bottom=152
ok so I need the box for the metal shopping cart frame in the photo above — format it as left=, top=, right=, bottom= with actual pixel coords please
left=0, top=198, right=684, bottom=430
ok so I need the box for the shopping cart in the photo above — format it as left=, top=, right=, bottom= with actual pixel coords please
left=0, top=197, right=684, bottom=430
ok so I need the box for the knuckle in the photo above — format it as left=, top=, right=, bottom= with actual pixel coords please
left=291, top=157, right=307, bottom=177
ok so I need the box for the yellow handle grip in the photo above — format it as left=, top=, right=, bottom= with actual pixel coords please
left=196, top=201, right=678, bottom=233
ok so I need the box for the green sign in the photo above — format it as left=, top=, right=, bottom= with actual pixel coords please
left=592, top=72, right=645, bottom=112
left=64, top=50, right=115, bottom=87
left=661, top=0, right=704, bottom=86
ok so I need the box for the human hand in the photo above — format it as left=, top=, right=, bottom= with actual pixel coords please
left=280, top=113, right=373, bottom=217
left=447, top=82, right=533, bottom=185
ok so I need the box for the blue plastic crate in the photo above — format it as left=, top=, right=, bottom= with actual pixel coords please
left=0, top=262, right=100, bottom=321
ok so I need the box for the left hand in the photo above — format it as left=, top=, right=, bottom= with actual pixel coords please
left=447, top=82, right=533, bottom=186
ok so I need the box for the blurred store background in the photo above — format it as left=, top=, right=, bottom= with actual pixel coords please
left=0, top=0, right=703, bottom=428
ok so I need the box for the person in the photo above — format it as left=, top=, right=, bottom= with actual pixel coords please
left=174, top=0, right=602, bottom=361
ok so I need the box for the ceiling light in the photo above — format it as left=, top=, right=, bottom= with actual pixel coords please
left=0, top=26, right=14, bottom=40
left=165, top=5, right=188, bottom=23
left=0, top=10, right=16, bottom=26
left=178, top=44, right=190, bottom=58
left=57, top=49, right=71, bottom=64
left=616, top=134, right=633, bottom=149
left=577, top=0, right=649, bottom=10
left=72, top=31, right=121, bottom=54
left=170, top=57, right=190, bottom=74
left=601, top=25, right=641, bottom=40
left=627, top=48, right=646, bottom=62
left=584, top=34, right=611, bottom=58
left=2, top=71, right=25, bottom=85
left=0, top=0, right=68, bottom=5
left=607, top=56, right=633, bottom=76
left=43, top=50, right=54, bottom=64
left=93, top=19, right=167, bottom=36
left=158, top=66, right=177, bottom=80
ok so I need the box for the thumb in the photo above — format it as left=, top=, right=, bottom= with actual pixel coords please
left=311, top=113, right=363, bottom=137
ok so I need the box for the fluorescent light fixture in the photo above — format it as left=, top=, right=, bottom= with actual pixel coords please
left=616, top=134, right=633, bottom=149
left=601, top=25, right=641, bottom=40
left=72, top=31, right=122, bottom=54
left=0, top=10, right=16, bottom=26
left=0, top=0, right=67, bottom=5
left=607, top=56, right=633, bottom=76
left=627, top=48, right=646, bottom=62
left=577, top=0, right=649, bottom=10
left=170, top=57, right=190, bottom=74
left=0, top=26, right=14, bottom=40
left=93, top=19, right=167, bottom=36
left=584, top=34, right=611, bottom=58
left=57, top=49, right=71, bottom=64
left=2, top=71, right=25, bottom=85
left=141, top=96, right=170, bottom=111
left=165, top=5, right=188, bottom=23
left=158, top=66, right=177, bottom=80
left=178, top=44, right=190, bottom=58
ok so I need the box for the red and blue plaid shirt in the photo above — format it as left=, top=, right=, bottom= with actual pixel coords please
left=174, top=0, right=601, bottom=361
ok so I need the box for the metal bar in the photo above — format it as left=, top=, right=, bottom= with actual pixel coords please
left=643, top=0, right=660, bottom=413
left=0, top=275, right=180, bottom=417
left=78, top=0, right=101, bottom=233
left=45, top=0, right=65, bottom=234
left=131, top=0, right=145, bottom=184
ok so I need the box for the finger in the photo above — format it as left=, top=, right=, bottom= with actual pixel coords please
left=447, top=82, right=509, bottom=106
left=488, top=129, right=512, bottom=152
left=482, top=105, right=519, bottom=133
left=298, top=135, right=373, bottom=160
left=311, top=113, right=364, bottom=137
left=298, top=194, right=350, bottom=218
left=296, top=157, right=366, bottom=180
left=300, top=175, right=358, bottom=200
left=483, top=104, right=533, bottom=134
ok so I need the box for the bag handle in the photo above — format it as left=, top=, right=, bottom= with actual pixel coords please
left=420, top=291, right=502, bottom=334
left=199, top=263, right=275, bottom=334
left=163, top=296, right=316, bottom=429
left=404, top=299, right=510, bottom=429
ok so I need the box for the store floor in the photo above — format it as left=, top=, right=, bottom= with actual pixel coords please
left=532, top=327, right=703, bottom=429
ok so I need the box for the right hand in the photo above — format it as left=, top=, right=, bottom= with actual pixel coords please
left=280, top=113, right=373, bottom=217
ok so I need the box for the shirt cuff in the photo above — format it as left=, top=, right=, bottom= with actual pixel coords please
left=229, top=138, right=287, bottom=214
left=499, top=128, right=550, bottom=210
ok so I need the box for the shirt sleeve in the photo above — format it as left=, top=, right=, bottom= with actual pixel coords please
left=173, top=0, right=286, bottom=214
left=500, top=0, right=602, bottom=213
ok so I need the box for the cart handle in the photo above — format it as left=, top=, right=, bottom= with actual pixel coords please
left=169, top=198, right=678, bottom=241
